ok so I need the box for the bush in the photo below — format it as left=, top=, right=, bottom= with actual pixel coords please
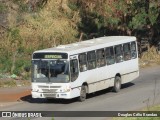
left=0, top=80, right=17, bottom=88
left=0, top=3, right=7, bottom=13
left=0, top=56, right=12, bottom=73
left=13, top=59, right=31, bottom=76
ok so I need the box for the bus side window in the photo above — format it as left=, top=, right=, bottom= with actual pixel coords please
left=87, top=51, right=96, bottom=70
left=79, top=53, right=87, bottom=72
left=70, top=59, right=79, bottom=82
left=131, top=41, right=137, bottom=59
left=96, top=49, right=105, bottom=67
left=106, top=47, right=115, bottom=65
left=123, top=43, right=131, bottom=61
left=115, top=45, right=123, bottom=63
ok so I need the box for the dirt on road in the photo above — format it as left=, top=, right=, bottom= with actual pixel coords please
left=0, top=87, right=31, bottom=102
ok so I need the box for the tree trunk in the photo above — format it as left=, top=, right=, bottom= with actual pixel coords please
left=145, top=0, right=150, bottom=24
left=11, top=51, right=17, bottom=74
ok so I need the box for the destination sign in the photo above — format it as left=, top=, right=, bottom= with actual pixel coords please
left=33, top=53, right=68, bottom=59
left=44, top=55, right=62, bottom=59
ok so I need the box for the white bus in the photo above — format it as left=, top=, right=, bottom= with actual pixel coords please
left=31, top=36, right=139, bottom=101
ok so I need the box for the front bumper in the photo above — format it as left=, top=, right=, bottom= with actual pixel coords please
left=31, top=91, right=71, bottom=99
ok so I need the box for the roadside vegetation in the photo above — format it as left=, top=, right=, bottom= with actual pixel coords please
left=0, top=0, right=160, bottom=83
left=139, top=47, right=160, bottom=68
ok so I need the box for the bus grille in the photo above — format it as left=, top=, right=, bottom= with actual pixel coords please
left=50, top=86, right=61, bottom=88
left=38, top=85, right=49, bottom=88
left=42, top=89, right=57, bottom=93
left=38, top=85, right=61, bottom=89
left=43, top=93, right=56, bottom=98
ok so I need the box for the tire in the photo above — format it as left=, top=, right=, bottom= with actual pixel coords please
left=113, top=76, right=121, bottom=92
left=79, top=85, right=87, bottom=102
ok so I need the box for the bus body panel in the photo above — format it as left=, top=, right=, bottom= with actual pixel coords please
left=71, top=69, right=97, bottom=93
left=31, top=36, right=139, bottom=100
left=95, top=66, right=110, bottom=92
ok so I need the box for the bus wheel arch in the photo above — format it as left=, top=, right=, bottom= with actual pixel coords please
left=113, top=74, right=121, bottom=93
left=78, top=82, right=88, bottom=102
left=82, top=82, right=89, bottom=93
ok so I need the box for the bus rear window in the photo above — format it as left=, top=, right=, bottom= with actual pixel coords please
left=131, top=42, right=137, bottom=59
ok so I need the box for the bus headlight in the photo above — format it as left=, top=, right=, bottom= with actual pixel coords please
left=64, top=88, right=70, bottom=92
left=32, top=88, right=39, bottom=92
left=61, top=88, right=70, bottom=92
left=32, top=84, right=39, bottom=92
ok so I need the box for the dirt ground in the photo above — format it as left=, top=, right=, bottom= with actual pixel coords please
left=0, top=87, right=31, bottom=102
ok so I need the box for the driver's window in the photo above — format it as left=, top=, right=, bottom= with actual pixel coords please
left=70, top=59, right=79, bottom=82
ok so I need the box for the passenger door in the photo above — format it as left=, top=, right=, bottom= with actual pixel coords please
left=70, top=59, right=79, bottom=82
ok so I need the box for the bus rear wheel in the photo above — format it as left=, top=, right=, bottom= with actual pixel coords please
left=79, top=85, right=87, bottom=102
left=113, top=76, right=121, bottom=92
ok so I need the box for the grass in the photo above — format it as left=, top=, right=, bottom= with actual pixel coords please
left=0, top=80, right=17, bottom=88
left=0, top=79, right=31, bottom=88
left=148, top=105, right=160, bottom=111
left=0, top=3, right=7, bottom=13
left=139, top=47, right=160, bottom=68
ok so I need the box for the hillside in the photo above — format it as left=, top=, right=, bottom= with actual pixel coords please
left=0, top=0, right=160, bottom=79
left=0, top=0, right=80, bottom=77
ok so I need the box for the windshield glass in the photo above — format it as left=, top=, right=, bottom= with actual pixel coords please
left=32, top=60, right=70, bottom=83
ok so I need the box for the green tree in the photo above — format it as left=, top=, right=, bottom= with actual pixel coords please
left=69, top=0, right=160, bottom=41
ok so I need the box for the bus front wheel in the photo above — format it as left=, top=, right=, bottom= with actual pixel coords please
left=79, top=85, right=87, bottom=102
left=113, top=76, right=121, bottom=92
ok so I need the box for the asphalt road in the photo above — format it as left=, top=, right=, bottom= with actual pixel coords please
left=1, top=65, right=160, bottom=120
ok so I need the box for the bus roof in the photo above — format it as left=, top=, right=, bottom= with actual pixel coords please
left=34, top=36, right=136, bottom=55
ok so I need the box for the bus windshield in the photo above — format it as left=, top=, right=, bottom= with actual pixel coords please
left=32, top=60, right=70, bottom=83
